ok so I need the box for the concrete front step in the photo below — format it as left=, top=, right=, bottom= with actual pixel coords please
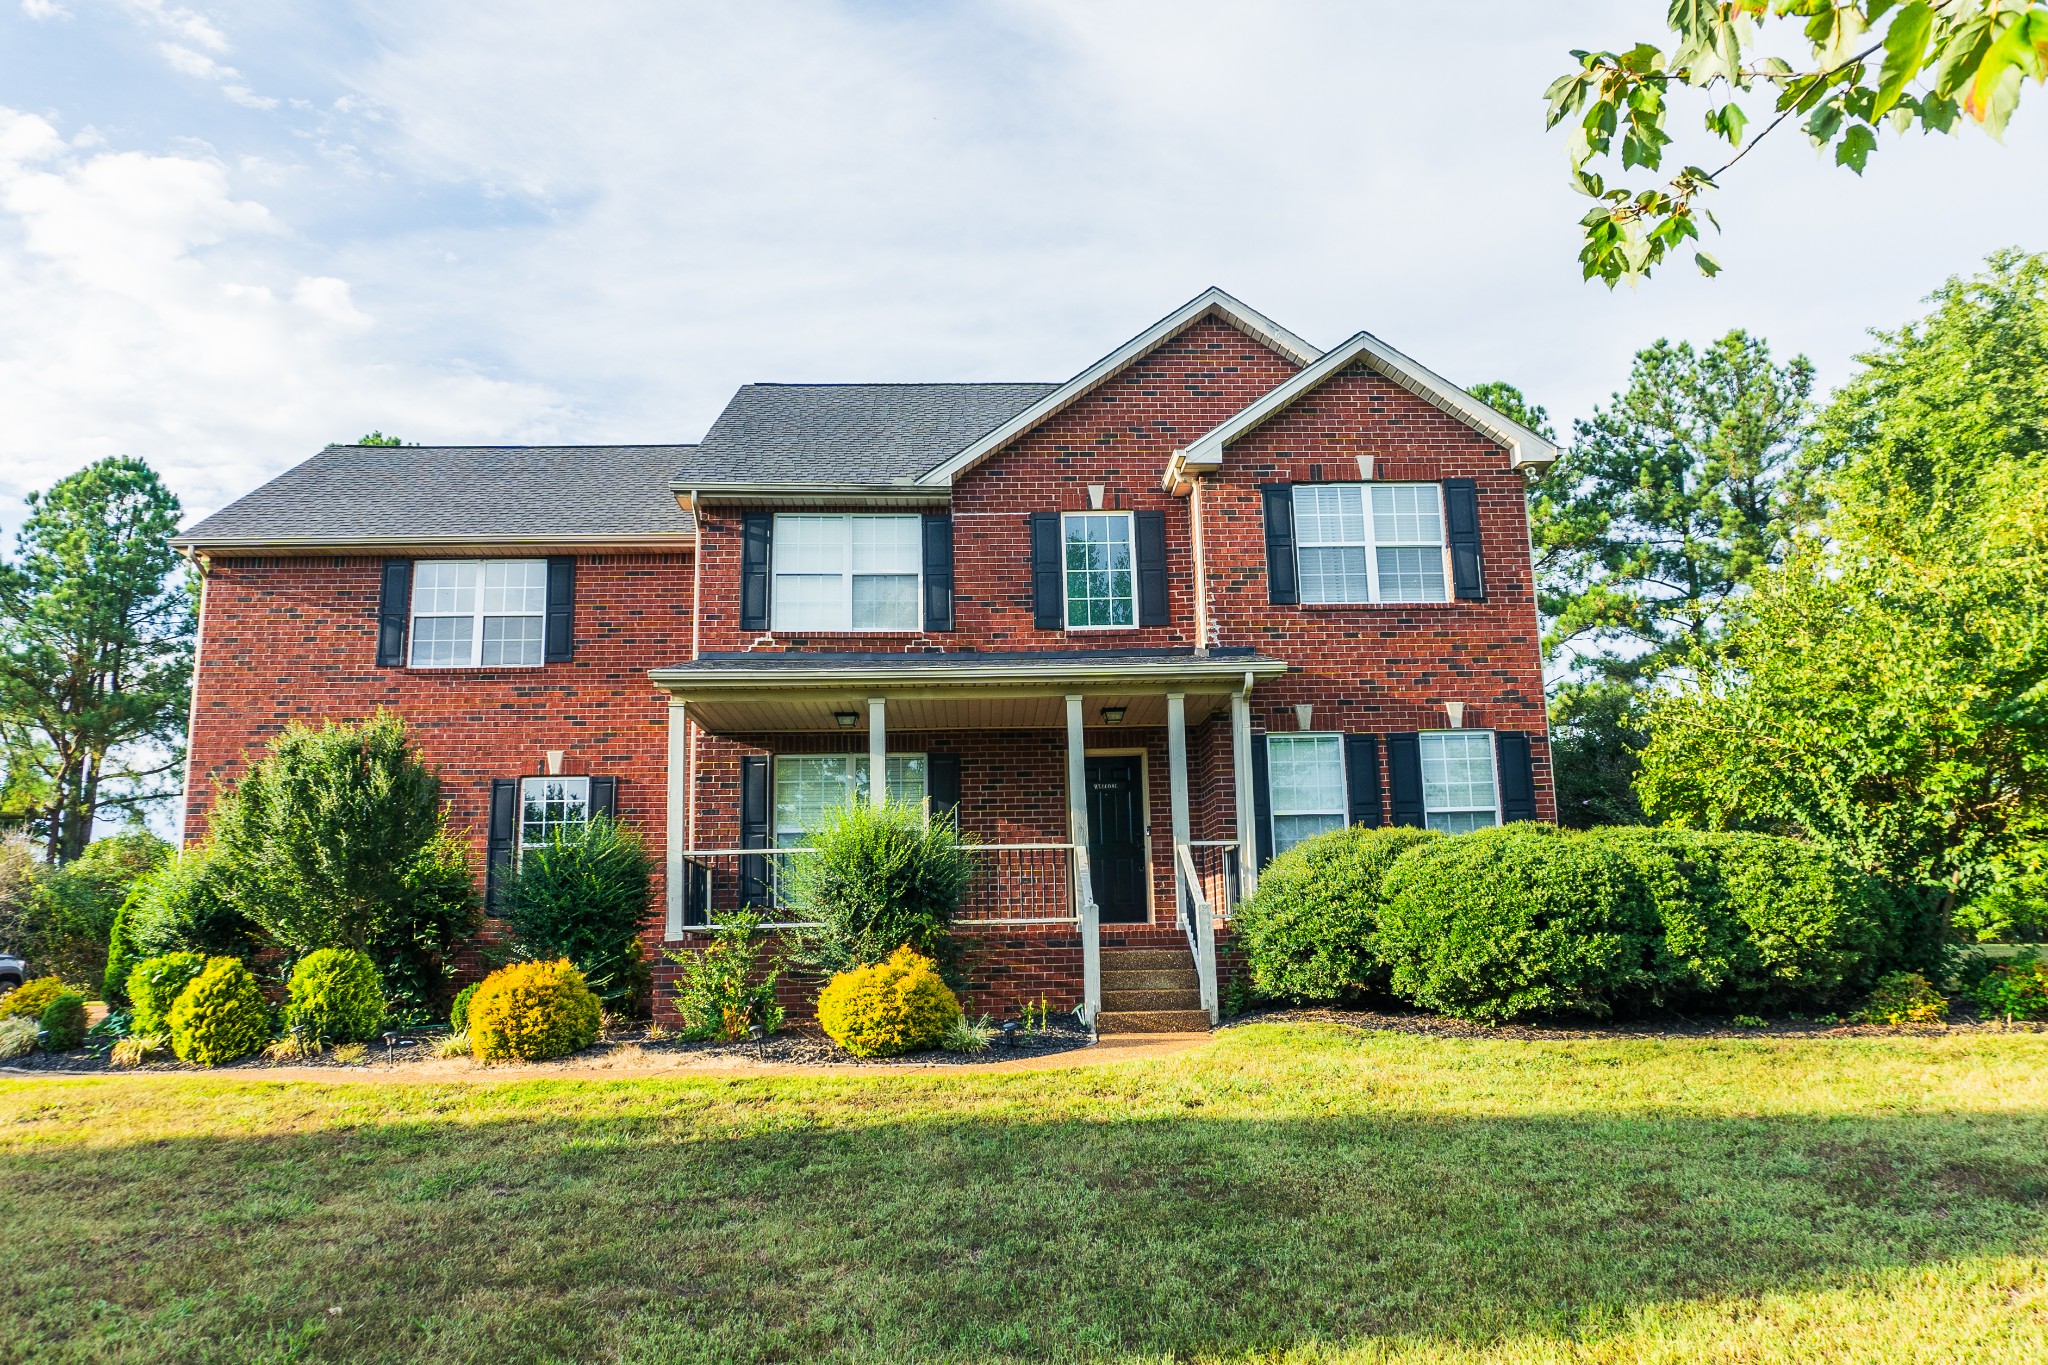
left=1096, top=1008, right=1212, bottom=1034
left=1103, top=967, right=1198, bottom=991
left=1102, top=987, right=1203, bottom=1012
left=1099, top=948, right=1193, bottom=971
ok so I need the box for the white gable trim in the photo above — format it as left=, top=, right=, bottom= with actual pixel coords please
left=1173, top=330, right=1562, bottom=473
left=914, top=288, right=1322, bottom=487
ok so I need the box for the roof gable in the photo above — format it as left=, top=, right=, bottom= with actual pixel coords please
left=913, top=288, right=1322, bottom=487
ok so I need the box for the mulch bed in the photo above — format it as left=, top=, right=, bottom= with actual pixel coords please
left=1223, top=1004, right=2047, bottom=1041
left=0, top=1013, right=1096, bottom=1076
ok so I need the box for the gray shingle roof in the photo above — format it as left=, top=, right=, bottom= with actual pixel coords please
left=678, top=383, right=1059, bottom=485
left=177, top=444, right=697, bottom=547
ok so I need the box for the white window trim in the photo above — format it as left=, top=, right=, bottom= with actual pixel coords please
left=770, top=513, right=923, bottom=634
left=517, top=774, right=591, bottom=866
left=408, top=558, right=548, bottom=669
left=1265, top=731, right=1349, bottom=855
left=1060, top=510, right=1139, bottom=632
left=1292, top=482, right=1451, bottom=605
left=1419, top=729, right=1502, bottom=831
left=771, top=751, right=930, bottom=846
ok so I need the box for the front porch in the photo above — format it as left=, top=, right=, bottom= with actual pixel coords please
left=649, top=648, right=1289, bottom=1029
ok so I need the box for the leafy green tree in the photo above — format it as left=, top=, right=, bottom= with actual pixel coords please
left=208, top=711, right=480, bottom=1008
left=1548, top=2, right=2048, bottom=284
left=21, top=831, right=170, bottom=987
left=357, top=432, right=409, bottom=446
left=0, top=456, right=193, bottom=862
left=1548, top=680, right=1649, bottom=829
left=1640, top=252, right=2048, bottom=933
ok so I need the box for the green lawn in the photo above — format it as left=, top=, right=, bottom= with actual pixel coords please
left=2, top=1025, right=2045, bottom=1364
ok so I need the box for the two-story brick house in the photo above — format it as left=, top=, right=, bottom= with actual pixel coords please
left=175, top=289, right=1557, bottom=1032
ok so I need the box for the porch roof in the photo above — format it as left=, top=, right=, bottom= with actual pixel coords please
left=650, top=647, right=1285, bottom=734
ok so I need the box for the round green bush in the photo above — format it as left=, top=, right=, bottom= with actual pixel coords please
left=168, top=957, right=271, bottom=1065
left=1234, top=825, right=1440, bottom=1002
left=1378, top=824, right=1664, bottom=1022
left=283, top=948, right=386, bottom=1045
left=39, top=992, right=88, bottom=1051
left=449, top=981, right=480, bottom=1034
left=1709, top=833, right=1894, bottom=1007
left=468, top=960, right=602, bottom=1062
left=126, top=951, right=208, bottom=1037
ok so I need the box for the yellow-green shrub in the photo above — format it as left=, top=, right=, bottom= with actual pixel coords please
left=467, top=959, right=601, bottom=1062
left=168, top=957, right=271, bottom=1065
left=816, top=947, right=961, bottom=1057
left=1855, top=971, right=1949, bottom=1026
left=0, top=976, right=69, bottom=1022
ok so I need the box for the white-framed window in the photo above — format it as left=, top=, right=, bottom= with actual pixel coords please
left=1063, top=511, right=1135, bottom=628
left=409, top=560, right=549, bottom=667
left=772, top=514, right=921, bottom=632
left=1267, top=733, right=1347, bottom=855
left=519, top=776, right=589, bottom=863
left=1291, top=484, right=1448, bottom=604
left=772, top=753, right=928, bottom=847
left=1420, top=731, right=1500, bottom=833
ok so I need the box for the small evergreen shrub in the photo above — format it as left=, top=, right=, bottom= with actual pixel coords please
left=1966, top=953, right=2048, bottom=1020
left=666, top=912, right=785, bottom=1041
left=283, top=948, right=386, bottom=1045
left=783, top=801, right=974, bottom=977
left=167, top=957, right=272, bottom=1065
left=942, top=1013, right=996, bottom=1054
left=39, top=992, right=88, bottom=1050
left=1377, top=824, right=1664, bottom=1022
left=497, top=815, right=654, bottom=1009
left=1233, top=825, right=1440, bottom=1002
left=0, top=976, right=69, bottom=1022
left=1856, top=971, right=1949, bottom=1025
left=816, top=947, right=961, bottom=1057
left=0, top=1016, right=40, bottom=1058
left=126, top=952, right=209, bottom=1037
left=448, top=981, right=480, bottom=1033
left=468, top=960, right=602, bottom=1062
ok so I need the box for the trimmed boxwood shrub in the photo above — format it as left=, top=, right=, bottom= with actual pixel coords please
left=283, top=948, right=386, bottom=1045
left=39, top=992, right=88, bottom=1051
left=816, top=947, right=961, bottom=1057
left=448, top=981, right=480, bottom=1034
left=1378, top=824, right=1665, bottom=1022
left=0, top=976, right=69, bottom=1022
left=1711, top=833, right=1896, bottom=1007
left=1234, top=825, right=1440, bottom=1002
left=468, top=960, right=602, bottom=1062
left=126, top=951, right=208, bottom=1037
left=168, top=957, right=271, bottom=1065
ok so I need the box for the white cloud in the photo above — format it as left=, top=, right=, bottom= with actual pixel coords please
left=20, top=0, right=68, bottom=20
left=0, top=108, right=565, bottom=522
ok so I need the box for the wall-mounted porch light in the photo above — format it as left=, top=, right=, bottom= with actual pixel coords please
left=834, top=711, right=859, bottom=728
left=1100, top=705, right=1126, bottom=726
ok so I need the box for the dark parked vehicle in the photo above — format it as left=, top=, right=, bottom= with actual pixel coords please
left=0, top=955, right=23, bottom=992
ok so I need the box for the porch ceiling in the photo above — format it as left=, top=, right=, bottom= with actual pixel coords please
left=649, top=648, right=1286, bottom=735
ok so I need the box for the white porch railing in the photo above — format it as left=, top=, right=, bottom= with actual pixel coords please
left=1173, top=842, right=1223, bottom=1024
left=673, top=843, right=1086, bottom=931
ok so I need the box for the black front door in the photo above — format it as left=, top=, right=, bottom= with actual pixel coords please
left=1085, top=755, right=1148, bottom=924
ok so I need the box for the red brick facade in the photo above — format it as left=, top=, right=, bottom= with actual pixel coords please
left=181, top=307, right=1551, bottom=1024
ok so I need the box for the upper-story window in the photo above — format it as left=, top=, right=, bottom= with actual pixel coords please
left=1063, top=512, right=1135, bottom=628
left=1420, top=731, right=1499, bottom=833
left=1292, top=484, right=1447, bottom=604
left=773, top=514, right=921, bottom=632
left=410, top=559, right=548, bottom=667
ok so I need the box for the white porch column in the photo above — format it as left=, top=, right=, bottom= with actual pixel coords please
left=1231, top=685, right=1259, bottom=897
left=1066, top=692, right=1100, bottom=1026
left=664, top=699, right=688, bottom=937
left=1165, top=692, right=1193, bottom=915
left=867, top=696, right=887, bottom=807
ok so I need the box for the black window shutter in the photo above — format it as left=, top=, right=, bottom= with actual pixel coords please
left=1496, top=730, right=1536, bottom=823
left=1029, top=512, right=1063, bottom=630
left=1259, top=484, right=1298, bottom=605
left=1251, top=732, right=1274, bottom=870
left=376, top=559, right=411, bottom=666
left=738, top=755, right=770, bottom=906
left=740, top=513, right=773, bottom=631
left=922, top=513, right=954, bottom=632
left=928, top=753, right=961, bottom=825
left=1386, top=732, right=1426, bottom=828
left=1344, top=733, right=1384, bottom=829
left=588, top=775, right=618, bottom=821
left=1443, top=478, right=1485, bottom=601
left=485, top=777, right=519, bottom=914
left=1134, top=509, right=1168, bottom=626
left=544, top=556, right=576, bottom=662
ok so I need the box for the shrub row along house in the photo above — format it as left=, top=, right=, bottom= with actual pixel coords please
left=175, top=290, right=1557, bottom=1031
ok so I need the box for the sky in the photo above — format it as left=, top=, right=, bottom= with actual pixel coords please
left=2, top=0, right=2044, bottom=539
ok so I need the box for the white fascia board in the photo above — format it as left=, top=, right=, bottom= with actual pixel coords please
left=1176, top=330, right=1563, bottom=471
left=647, top=655, right=1290, bottom=693
left=913, top=287, right=1322, bottom=488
